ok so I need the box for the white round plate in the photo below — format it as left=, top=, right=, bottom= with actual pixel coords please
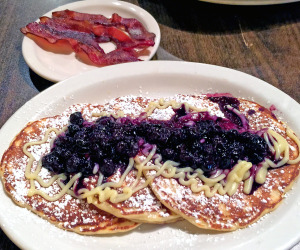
left=199, top=0, right=298, bottom=5
left=1, top=61, right=300, bottom=250
left=21, top=0, right=160, bottom=82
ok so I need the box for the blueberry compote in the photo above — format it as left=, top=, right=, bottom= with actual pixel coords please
left=42, top=97, right=268, bottom=185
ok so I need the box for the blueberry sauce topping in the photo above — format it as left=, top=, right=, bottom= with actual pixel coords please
left=209, top=96, right=249, bottom=130
left=42, top=98, right=269, bottom=182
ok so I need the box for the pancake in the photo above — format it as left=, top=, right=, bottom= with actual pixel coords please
left=77, top=98, right=180, bottom=223
left=93, top=168, right=180, bottom=224
left=2, top=93, right=299, bottom=234
left=142, top=96, right=300, bottom=231
left=0, top=98, right=178, bottom=232
left=0, top=115, right=139, bottom=234
left=73, top=98, right=179, bottom=223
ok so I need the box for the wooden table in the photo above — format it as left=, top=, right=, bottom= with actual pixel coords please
left=0, top=0, right=299, bottom=248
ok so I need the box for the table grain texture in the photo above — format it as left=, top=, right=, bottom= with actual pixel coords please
left=0, top=0, right=299, bottom=249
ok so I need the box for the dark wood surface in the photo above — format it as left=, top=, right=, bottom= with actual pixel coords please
left=0, top=0, right=299, bottom=249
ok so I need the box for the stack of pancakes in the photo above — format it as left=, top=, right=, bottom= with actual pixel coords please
left=1, top=95, right=299, bottom=234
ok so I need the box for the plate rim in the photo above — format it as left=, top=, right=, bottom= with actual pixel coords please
left=198, top=0, right=299, bottom=5
left=21, top=0, right=161, bottom=82
left=0, top=61, right=300, bottom=249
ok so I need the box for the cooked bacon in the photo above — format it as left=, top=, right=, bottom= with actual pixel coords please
left=93, top=25, right=154, bottom=49
left=52, top=10, right=155, bottom=44
left=111, top=13, right=155, bottom=43
left=21, top=22, right=104, bottom=53
left=40, top=16, right=93, bottom=33
left=21, top=22, right=140, bottom=66
left=21, top=9, right=155, bottom=67
left=52, top=9, right=111, bottom=25
left=40, top=16, right=152, bottom=48
left=21, top=22, right=106, bottom=64
left=39, top=16, right=110, bottom=43
left=99, top=49, right=140, bottom=65
left=92, top=25, right=131, bottom=42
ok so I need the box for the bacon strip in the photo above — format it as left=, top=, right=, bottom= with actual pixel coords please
left=21, top=22, right=104, bottom=54
left=21, top=10, right=155, bottom=66
left=39, top=16, right=110, bottom=43
left=99, top=49, right=140, bottom=65
left=21, top=22, right=140, bottom=65
left=40, top=16, right=153, bottom=49
left=111, top=13, right=155, bottom=43
left=52, top=10, right=155, bottom=44
left=52, top=9, right=112, bottom=25
left=93, top=25, right=154, bottom=49
left=40, top=16, right=93, bottom=33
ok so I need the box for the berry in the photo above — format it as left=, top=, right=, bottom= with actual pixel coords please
left=42, top=152, right=62, bottom=173
left=67, top=124, right=80, bottom=136
left=69, top=112, right=83, bottom=126
left=100, top=158, right=115, bottom=177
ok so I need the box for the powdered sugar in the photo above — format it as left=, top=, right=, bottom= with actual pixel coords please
left=1, top=103, right=140, bottom=233
left=1, top=93, right=298, bottom=236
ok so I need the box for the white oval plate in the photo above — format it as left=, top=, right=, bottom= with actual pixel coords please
left=199, top=0, right=299, bottom=5
left=21, top=0, right=160, bottom=82
left=1, top=61, right=300, bottom=250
